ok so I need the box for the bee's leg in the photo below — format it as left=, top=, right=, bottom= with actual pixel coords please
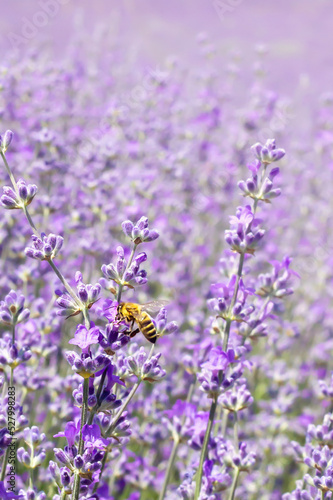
left=129, top=328, right=140, bottom=338
left=129, top=319, right=139, bottom=338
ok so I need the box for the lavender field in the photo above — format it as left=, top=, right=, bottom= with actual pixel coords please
left=1, top=1, right=333, bottom=499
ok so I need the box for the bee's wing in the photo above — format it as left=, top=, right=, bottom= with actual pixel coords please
left=141, top=300, right=169, bottom=315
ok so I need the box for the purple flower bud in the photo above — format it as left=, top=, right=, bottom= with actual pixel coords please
left=135, top=252, right=147, bottom=265
left=122, top=220, right=134, bottom=236
left=54, top=448, right=70, bottom=465
left=145, top=229, right=159, bottom=242
left=137, top=216, right=149, bottom=230
left=60, top=468, right=71, bottom=487
left=2, top=130, right=13, bottom=152
left=74, top=455, right=84, bottom=469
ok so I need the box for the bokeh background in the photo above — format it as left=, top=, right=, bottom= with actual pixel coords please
left=1, top=0, right=333, bottom=96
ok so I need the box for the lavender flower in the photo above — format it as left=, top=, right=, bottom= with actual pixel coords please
left=101, top=246, right=147, bottom=289
left=1, top=179, right=38, bottom=209
left=251, top=138, right=286, bottom=164
left=125, top=346, right=166, bottom=382
left=0, top=290, right=30, bottom=326
left=55, top=273, right=101, bottom=318
left=224, top=205, right=265, bottom=255
left=25, top=233, right=63, bottom=261
left=122, top=216, right=159, bottom=245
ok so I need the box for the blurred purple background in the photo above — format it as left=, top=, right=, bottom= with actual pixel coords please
left=1, top=0, right=332, bottom=97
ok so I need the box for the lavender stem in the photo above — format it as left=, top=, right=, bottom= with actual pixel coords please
left=72, top=377, right=90, bottom=500
left=159, top=380, right=196, bottom=500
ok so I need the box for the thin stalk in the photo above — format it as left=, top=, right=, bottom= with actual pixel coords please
left=9, top=368, right=14, bottom=391
left=0, top=447, right=9, bottom=481
left=72, top=377, right=90, bottom=500
left=228, top=468, right=240, bottom=500
left=158, top=437, right=180, bottom=500
left=23, top=205, right=39, bottom=234
left=82, top=308, right=90, bottom=329
left=10, top=323, right=16, bottom=386
left=194, top=396, right=218, bottom=500
left=1, top=152, right=19, bottom=193
left=159, top=380, right=196, bottom=500
left=233, top=412, right=239, bottom=450
left=11, top=323, right=15, bottom=344
left=29, top=468, right=33, bottom=489
left=61, top=491, right=68, bottom=500
left=107, top=380, right=141, bottom=435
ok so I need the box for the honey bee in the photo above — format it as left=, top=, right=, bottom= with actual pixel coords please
left=116, top=301, right=168, bottom=344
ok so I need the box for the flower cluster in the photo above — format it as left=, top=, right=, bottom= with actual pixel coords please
left=0, top=25, right=330, bottom=500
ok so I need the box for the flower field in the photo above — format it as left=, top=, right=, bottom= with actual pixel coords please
left=1, top=3, right=333, bottom=499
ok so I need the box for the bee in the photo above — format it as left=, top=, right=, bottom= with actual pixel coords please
left=116, top=301, right=168, bottom=344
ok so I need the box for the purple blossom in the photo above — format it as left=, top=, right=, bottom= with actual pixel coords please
left=225, top=205, right=265, bottom=255
left=1, top=179, right=38, bottom=209
left=82, top=424, right=109, bottom=450
left=251, top=139, right=286, bottom=164
left=122, top=216, right=159, bottom=245
left=68, top=324, right=100, bottom=353
left=25, top=233, right=63, bottom=261
left=101, top=246, right=148, bottom=289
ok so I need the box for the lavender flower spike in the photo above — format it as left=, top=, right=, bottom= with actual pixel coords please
left=122, top=216, right=159, bottom=244
left=1, top=179, right=38, bottom=210
left=25, top=232, right=63, bottom=261
left=251, top=138, right=286, bottom=163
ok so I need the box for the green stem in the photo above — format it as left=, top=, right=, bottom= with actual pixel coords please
left=10, top=323, right=16, bottom=386
left=159, top=380, right=196, bottom=500
left=228, top=468, right=240, bottom=500
left=29, top=468, right=33, bottom=489
left=0, top=447, right=9, bottom=481
left=233, top=412, right=239, bottom=450
left=72, top=377, right=90, bottom=500
left=107, top=380, right=141, bottom=436
left=82, top=308, right=90, bottom=329
left=194, top=397, right=218, bottom=500
left=22, top=205, right=39, bottom=234
left=61, top=491, right=68, bottom=500
left=1, top=151, right=19, bottom=193
left=11, top=323, right=15, bottom=344
left=158, top=437, right=180, bottom=500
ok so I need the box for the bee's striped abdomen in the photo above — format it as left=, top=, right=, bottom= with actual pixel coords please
left=138, top=312, right=157, bottom=343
